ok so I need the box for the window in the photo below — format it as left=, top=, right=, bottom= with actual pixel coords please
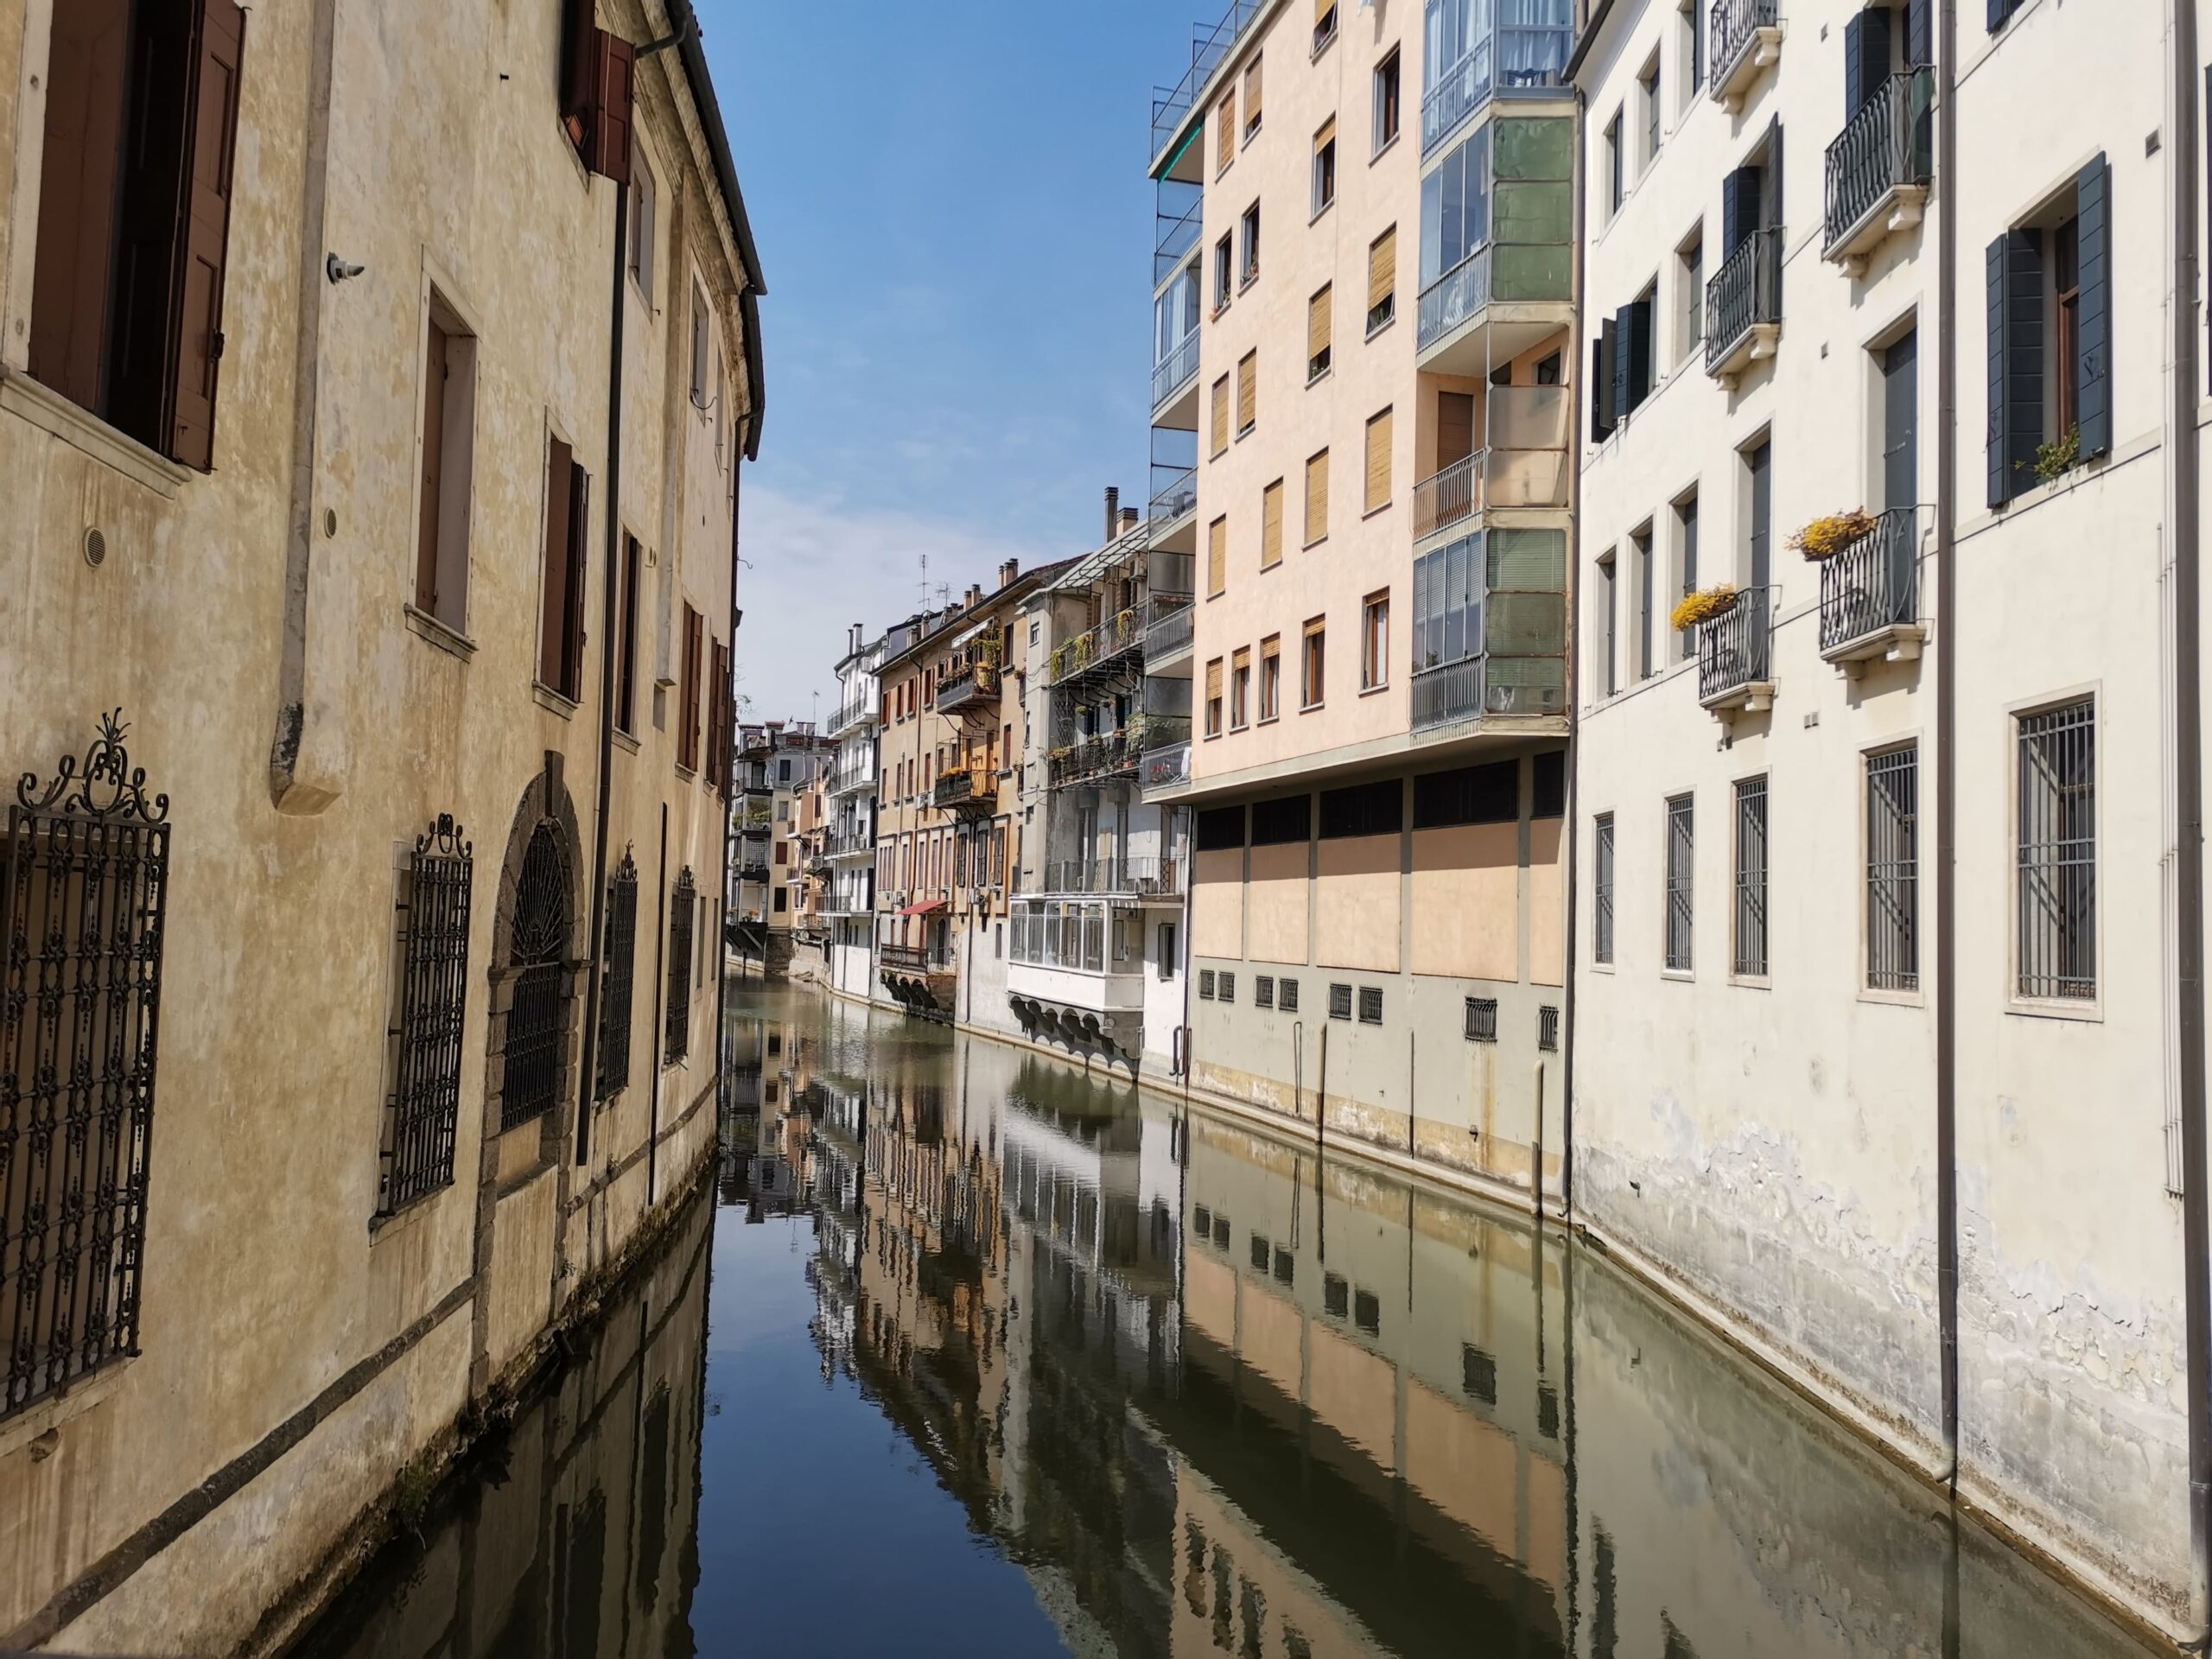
left=1313, top=118, right=1338, bottom=215
left=1633, top=525, right=1656, bottom=680
left=1262, top=480, right=1286, bottom=569
left=1260, top=637, right=1282, bottom=720
left=1241, top=200, right=1262, bottom=286
left=1612, top=286, right=1655, bottom=417
left=1664, top=793, right=1694, bottom=971
left=1538, top=1005, right=1560, bottom=1051
left=2017, top=699, right=2095, bottom=999
left=1640, top=58, right=1661, bottom=168
left=1274, top=1247, right=1295, bottom=1286
left=1355, top=1288, right=1380, bottom=1335
left=1464, top=997, right=1497, bottom=1041
left=1305, top=450, right=1331, bottom=544
left=1988, top=0, right=2027, bottom=30
left=1329, top=983, right=1353, bottom=1020
left=1464, top=1344, right=1499, bottom=1404
left=1243, top=54, right=1263, bottom=140
left=629, top=142, right=657, bottom=297
left=1733, top=775, right=1768, bottom=977
left=1255, top=975, right=1275, bottom=1009
left=1684, top=0, right=1706, bottom=92
left=1196, top=805, right=1247, bottom=850
left=1280, top=978, right=1300, bottom=1012
left=1237, top=350, right=1258, bottom=435
left=1414, top=761, right=1516, bottom=828
left=1217, top=86, right=1237, bottom=173
left=1533, top=751, right=1567, bottom=818
left=1252, top=1232, right=1272, bottom=1271
left=1205, top=658, right=1225, bottom=736
left=1208, top=515, right=1228, bottom=595
left=1230, top=648, right=1253, bottom=729
left=1199, top=969, right=1217, bottom=1000
left=1593, top=813, right=1616, bottom=963
left=1219, top=971, right=1236, bottom=1002
left=1158, top=921, right=1179, bottom=980
left=540, top=435, right=589, bottom=699
left=1674, top=493, right=1699, bottom=661
left=1745, top=437, right=1773, bottom=590
left=1361, top=590, right=1389, bottom=689
left=616, top=536, right=642, bottom=733
left=1359, top=986, right=1383, bottom=1024
left=1605, top=112, right=1624, bottom=215
left=1315, top=0, right=1340, bottom=51
left=1322, top=779, right=1402, bottom=838
left=1596, top=550, right=1617, bottom=696
left=689, top=283, right=710, bottom=406
left=1252, top=795, right=1311, bottom=845
left=1373, top=50, right=1402, bottom=150
left=1866, top=745, right=1919, bottom=990
left=1213, top=1213, right=1231, bottom=1249
left=1679, top=232, right=1704, bottom=361
left=677, top=604, right=702, bottom=770
left=411, top=301, right=479, bottom=632
left=1364, top=407, right=1393, bottom=512
left=1214, top=232, right=1235, bottom=312
left=1368, top=227, right=1398, bottom=333
left=1325, top=1273, right=1349, bottom=1317
left=27, top=0, right=245, bottom=471
left=380, top=814, right=474, bottom=1216
left=1211, top=374, right=1231, bottom=455
left=1308, top=287, right=1333, bottom=381
left=1302, top=617, right=1327, bottom=707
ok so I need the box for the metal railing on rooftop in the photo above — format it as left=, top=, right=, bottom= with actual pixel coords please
left=1823, top=68, right=1933, bottom=254
left=1150, top=0, right=1263, bottom=163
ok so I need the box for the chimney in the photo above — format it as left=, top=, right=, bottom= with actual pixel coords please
left=1119, top=506, right=1140, bottom=535
left=967, top=583, right=983, bottom=610
left=1103, top=486, right=1119, bottom=543
left=998, top=557, right=1019, bottom=588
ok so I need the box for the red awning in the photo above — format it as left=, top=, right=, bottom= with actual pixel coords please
left=899, top=898, right=945, bottom=917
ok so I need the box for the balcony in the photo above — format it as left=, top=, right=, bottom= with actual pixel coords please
left=739, top=807, right=772, bottom=839
left=1419, top=3, right=1573, bottom=157
left=934, top=659, right=1001, bottom=717
left=735, top=860, right=770, bottom=885
left=1697, top=587, right=1775, bottom=715
left=1150, top=0, right=1263, bottom=170
left=1710, top=0, right=1781, bottom=112
left=1046, top=856, right=1186, bottom=899
left=1704, top=228, right=1782, bottom=388
left=931, top=764, right=998, bottom=817
left=1142, top=739, right=1192, bottom=796
left=880, top=942, right=953, bottom=975
left=826, top=759, right=873, bottom=798
left=826, top=695, right=873, bottom=738
left=1146, top=601, right=1194, bottom=671
left=1049, top=717, right=1193, bottom=790
left=1818, top=508, right=1925, bottom=676
left=1413, top=120, right=1574, bottom=376
left=1047, top=594, right=1193, bottom=689
left=823, top=825, right=875, bottom=861
left=1823, top=69, right=1933, bottom=275
left=1147, top=466, right=1198, bottom=537
left=1411, top=389, right=1569, bottom=549
left=1410, top=531, right=1568, bottom=732
left=1152, top=328, right=1201, bottom=420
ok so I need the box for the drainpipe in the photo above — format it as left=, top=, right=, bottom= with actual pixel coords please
left=713, top=462, right=747, bottom=1141
left=1560, top=82, right=1591, bottom=1227
left=2165, top=0, right=2212, bottom=1637
left=1933, top=0, right=1960, bottom=1484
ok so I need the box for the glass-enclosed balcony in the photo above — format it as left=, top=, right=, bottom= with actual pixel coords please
left=1411, top=386, right=1568, bottom=548
left=1416, top=115, right=1573, bottom=373
left=1409, top=526, right=1567, bottom=732
left=1421, top=0, right=1573, bottom=157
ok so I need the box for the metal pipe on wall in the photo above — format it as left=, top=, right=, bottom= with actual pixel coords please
left=1933, top=0, right=1961, bottom=1485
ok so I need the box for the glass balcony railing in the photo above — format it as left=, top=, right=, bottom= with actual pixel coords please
left=1152, top=329, right=1201, bottom=412
left=1147, top=466, right=1198, bottom=528
left=1143, top=740, right=1192, bottom=793
left=1420, top=0, right=1573, bottom=156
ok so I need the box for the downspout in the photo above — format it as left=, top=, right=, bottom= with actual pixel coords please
left=1933, top=0, right=1960, bottom=1485
left=2166, top=0, right=2211, bottom=1637
left=1560, top=80, right=1590, bottom=1227
left=267, top=0, right=341, bottom=811
left=712, top=459, right=746, bottom=1160
left=574, top=175, right=629, bottom=1169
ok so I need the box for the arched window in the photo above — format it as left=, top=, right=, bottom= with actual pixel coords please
left=664, top=867, right=697, bottom=1062
left=502, top=820, right=570, bottom=1129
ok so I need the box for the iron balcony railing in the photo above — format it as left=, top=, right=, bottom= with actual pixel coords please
left=1047, top=594, right=1193, bottom=687
left=1819, top=509, right=1920, bottom=655
left=933, top=660, right=1001, bottom=714
left=735, top=860, right=770, bottom=884
left=880, top=942, right=953, bottom=975
left=1414, top=658, right=1486, bottom=728
left=1151, top=0, right=1263, bottom=162
left=1417, top=245, right=1490, bottom=352
left=1823, top=68, right=1934, bottom=253
left=1711, top=0, right=1780, bottom=95
left=931, top=766, right=995, bottom=810
left=1048, top=717, right=1194, bottom=789
left=827, top=695, right=873, bottom=737
left=1705, top=228, right=1783, bottom=372
left=1697, top=587, right=1772, bottom=703
left=1152, top=329, right=1202, bottom=411
left=1144, top=739, right=1192, bottom=791
left=1147, top=601, right=1194, bottom=664
left=1414, top=453, right=1483, bottom=541
left=822, top=825, right=874, bottom=859
left=1148, top=465, right=1198, bottom=527
left=827, top=759, right=872, bottom=796
left=1046, top=856, right=1186, bottom=898
left=1421, top=17, right=1573, bottom=156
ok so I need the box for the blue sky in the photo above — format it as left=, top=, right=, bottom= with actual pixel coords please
left=699, top=0, right=1201, bottom=721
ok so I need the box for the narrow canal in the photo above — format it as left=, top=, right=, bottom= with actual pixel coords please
left=295, top=980, right=2158, bottom=1659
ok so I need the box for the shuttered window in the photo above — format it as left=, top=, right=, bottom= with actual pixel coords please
left=1218, top=88, right=1236, bottom=171
left=629, top=144, right=657, bottom=298
left=1243, top=56, right=1263, bottom=137
left=1301, top=617, right=1326, bottom=706
left=1205, top=658, right=1225, bottom=736
left=1230, top=648, right=1252, bottom=728
left=1615, top=294, right=1654, bottom=416
left=1436, top=391, right=1475, bottom=468
left=540, top=435, right=588, bottom=697
left=1591, top=326, right=1616, bottom=442
left=1313, top=117, right=1338, bottom=214
left=1211, top=374, right=1231, bottom=455
left=1262, top=480, right=1285, bottom=568
left=1208, top=516, right=1228, bottom=596
left=1364, top=407, right=1394, bottom=512
left=1260, top=636, right=1281, bottom=720
left=29, top=0, right=246, bottom=470
left=678, top=605, right=703, bottom=772
left=1236, top=351, right=1258, bottom=434
left=1308, top=285, right=1333, bottom=379
left=616, top=536, right=642, bottom=734
left=1986, top=154, right=2108, bottom=508
left=1367, top=227, right=1397, bottom=331
left=1305, top=450, right=1330, bottom=543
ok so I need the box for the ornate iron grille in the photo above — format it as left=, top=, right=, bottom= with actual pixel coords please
left=1696, top=587, right=1771, bottom=702
left=1866, top=746, right=1920, bottom=991
left=3, top=713, right=168, bottom=1421
left=502, top=821, right=570, bottom=1131
left=378, top=815, right=473, bottom=1215
left=664, top=868, right=696, bottom=1063
left=595, top=853, right=639, bottom=1098
left=2017, top=700, right=2095, bottom=999
left=1704, top=228, right=1782, bottom=372
left=1732, top=776, right=1769, bottom=977
left=1818, top=508, right=1920, bottom=654
left=1664, top=795, right=1695, bottom=972
left=1823, top=68, right=1935, bottom=253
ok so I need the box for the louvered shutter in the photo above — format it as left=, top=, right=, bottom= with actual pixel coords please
left=1591, top=328, right=1614, bottom=442
left=1906, top=0, right=1933, bottom=64
left=1722, top=164, right=1762, bottom=252
left=1612, top=305, right=1634, bottom=420
left=1305, top=451, right=1329, bottom=543
left=1437, top=391, right=1475, bottom=467
left=166, top=0, right=245, bottom=470
left=543, top=439, right=575, bottom=686
left=1262, top=480, right=1284, bottom=567
left=1211, top=376, right=1230, bottom=453
left=1368, top=227, right=1396, bottom=315
left=564, top=461, right=590, bottom=695
left=417, top=323, right=448, bottom=610
left=1626, top=299, right=1654, bottom=411
left=2075, top=154, right=2111, bottom=459
left=1843, top=8, right=1891, bottom=116
left=1308, top=286, right=1332, bottom=372
left=1218, top=90, right=1236, bottom=170
left=587, top=28, right=634, bottom=182
left=1245, top=58, right=1262, bottom=130
left=1986, top=230, right=2045, bottom=507
left=1208, top=517, right=1227, bottom=595
left=1364, top=407, right=1393, bottom=512
left=1236, top=352, right=1256, bottom=431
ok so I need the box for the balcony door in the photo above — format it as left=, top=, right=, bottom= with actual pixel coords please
left=1882, top=328, right=1917, bottom=512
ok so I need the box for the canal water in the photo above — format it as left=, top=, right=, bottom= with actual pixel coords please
left=295, top=980, right=2160, bottom=1659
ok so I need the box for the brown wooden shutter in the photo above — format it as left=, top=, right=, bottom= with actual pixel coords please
left=1261, top=480, right=1284, bottom=568
left=29, top=0, right=130, bottom=413
left=1314, top=115, right=1336, bottom=155
left=680, top=606, right=703, bottom=769
left=587, top=29, right=634, bottom=182
left=541, top=439, right=574, bottom=686
left=167, top=0, right=245, bottom=470
left=1437, top=391, right=1476, bottom=467
left=1368, top=227, right=1396, bottom=314
left=1207, top=517, right=1227, bottom=596
left=1307, top=287, right=1332, bottom=369
left=1316, top=0, right=1334, bottom=20
left=1206, top=659, right=1224, bottom=699
left=1364, top=407, right=1393, bottom=512
left=617, top=536, right=640, bottom=731
left=1236, top=351, right=1256, bottom=432
left=563, top=461, right=590, bottom=695
left=416, top=323, right=448, bottom=610
left=1305, top=450, right=1329, bottom=543
left=1243, top=58, right=1262, bottom=131
left=1211, top=375, right=1230, bottom=454
left=1217, top=90, right=1236, bottom=170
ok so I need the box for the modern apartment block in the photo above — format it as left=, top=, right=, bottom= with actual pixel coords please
left=823, top=620, right=897, bottom=996
left=0, top=0, right=760, bottom=1646
left=1141, top=0, right=1577, bottom=1192
left=730, top=720, right=830, bottom=975
left=1007, top=499, right=1195, bottom=1072
left=1570, top=0, right=2198, bottom=1634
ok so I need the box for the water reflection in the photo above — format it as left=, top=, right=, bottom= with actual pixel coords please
left=296, top=982, right=2158, bottom=1659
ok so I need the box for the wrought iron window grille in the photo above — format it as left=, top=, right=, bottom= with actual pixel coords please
left=1538, top=1004, right=1560, bottom=1051
left=501, top=820, right=570, bottom=1132
left=379, top=813, right=474, bottom=1216
left=664, top=867, right=697, bottom=1062
left=1465, top=997, right=1498, bottom=1042
left=595, top=850, right=639, bottom=1099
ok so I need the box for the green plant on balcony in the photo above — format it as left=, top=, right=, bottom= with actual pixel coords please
left=2027, top=425, right=2082, bottom=486
left=1787, top=508, right=1877, bottom=561
left=1669, top=583, right=1739, bottom=632
left=1113, top=607, right=1138, bottom=645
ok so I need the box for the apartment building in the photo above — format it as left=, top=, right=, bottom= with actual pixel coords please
left=1005, top=499, right=1195, bottom=1072
left=731, top=720, right=830, bottom=975
left=873, top=563, right=1047, bottom=1022
left=1142, top=0, right=1576, bottom=1192
left=1571, top=0, right=2196, bottom=1634
left=823, top=622, right=893, bottom=995
left=0, top=0, right=760, bottom=1647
